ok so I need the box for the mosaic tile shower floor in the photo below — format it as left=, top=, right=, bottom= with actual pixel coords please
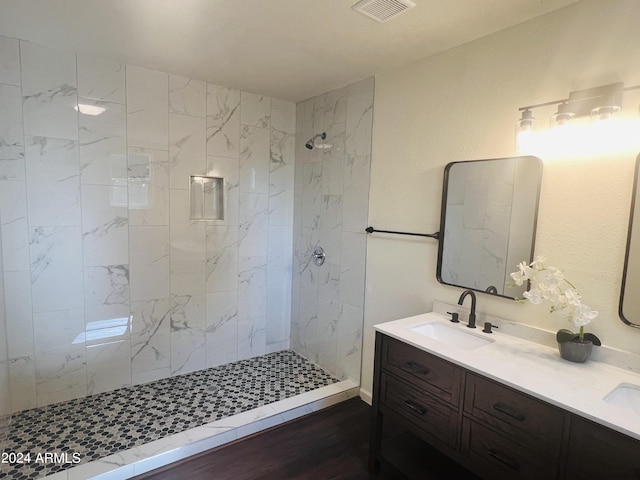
left=0, top=351, right=337, bottom=480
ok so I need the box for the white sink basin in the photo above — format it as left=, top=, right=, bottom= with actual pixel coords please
left=604, top=383, right=640, bottom=416
left=408, top=321, right=494, bottom=350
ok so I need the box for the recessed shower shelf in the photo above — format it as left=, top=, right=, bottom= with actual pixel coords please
left=190, top=175, right=224, bottom=221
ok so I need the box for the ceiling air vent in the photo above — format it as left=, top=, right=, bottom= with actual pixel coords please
left=352, top=0, right=416, bottom=23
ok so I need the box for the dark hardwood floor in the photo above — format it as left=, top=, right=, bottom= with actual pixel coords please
left=134, top=397, right=390, bottom=480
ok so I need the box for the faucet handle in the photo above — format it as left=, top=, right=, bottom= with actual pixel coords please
left=447, top=311, right=459, bottom=323
left=483, top=322, right=498, bottom=333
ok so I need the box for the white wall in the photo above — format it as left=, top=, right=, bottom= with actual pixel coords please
left=0, top=36, right=295, bottom=412
left=363, top=0, right=640, bottom=396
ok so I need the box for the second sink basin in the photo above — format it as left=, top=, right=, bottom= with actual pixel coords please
left=409, top=321, right=494, bottom=350
left=604, top=383, right=640, bottom=416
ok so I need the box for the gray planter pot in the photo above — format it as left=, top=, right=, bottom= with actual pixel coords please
left=557, top=340, right=593, bottom=363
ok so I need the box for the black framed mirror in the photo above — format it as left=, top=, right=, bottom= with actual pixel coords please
left=436, top=156, right=542, bottom=299
left=619, top=153, right=640, bottom=328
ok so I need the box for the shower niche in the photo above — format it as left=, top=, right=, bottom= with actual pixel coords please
left=190, top=175, right=225, bottom=221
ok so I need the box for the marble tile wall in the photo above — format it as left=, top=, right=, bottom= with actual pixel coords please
left=0, top=36, right=295, bottom=412
left=291, top=78, right=374, bottom=383
left=0, top=221, right=9, bottom=417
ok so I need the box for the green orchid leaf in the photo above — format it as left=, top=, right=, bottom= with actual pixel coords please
left=556, top=329, right=579, bottom=343
left=582, top=333, right=602, bottom=346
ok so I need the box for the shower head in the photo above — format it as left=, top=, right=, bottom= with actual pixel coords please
left=305, top=132, right=327, bottom=150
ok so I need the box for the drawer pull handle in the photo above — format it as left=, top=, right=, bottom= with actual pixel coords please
left=404, top=399, right=426, bottom=415
left=404, top=361, right=430, bottom=376
left=492, top=402, right=526, bottom=422
left=488, top=448, right=520, bottom=471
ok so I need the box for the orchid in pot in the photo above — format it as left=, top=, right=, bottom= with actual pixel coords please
left=510, top=256, right=601, bottom=363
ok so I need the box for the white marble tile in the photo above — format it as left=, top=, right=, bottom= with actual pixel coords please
left=240, top=92, right=270, bottom=128
left=0, top=362, right=11, bottom=417
left=301, top=163, right=322, bottom=229
left=20, top=41, right=78, bottom=140
left=169, top=188, right=207, bottom=262
left=238, top=315, right=266, bottom=360
left=169, top=113, right=206, bottom=189
left=79, top=98, right=126, bottom=186
left=171, top=264, right=206, bottom=336
left=65, top=452, right=133, bottom=480
left=129, top=226, right=170, bottom=301
left=267, top=225, right=293, bottom=287
left=9, top=355, right=36, bottom=412
left=0, top=84, right=24, bottom=181
left=238, top=193, right=268, bottom=257
left=83, top=265, right=130, bottom=328
left=238, top=256, right=267, bottom=321
left=205, top=225, right=239, bottom=293
left=347, top=76, right=374, bottom=95
left=26, top=136, right=80, bottom=227
left=205, top=291, right=238, bottom=367
left=270, top=107, right=295, bottom=166
left=319, top=195, right=343, bottom=266
left=239, top=125, right=270, bottom=193
left=269, top=163, right=294, bottom=226
left=77, top=55, right=125, bottom=104
left=169, top=75, right=206, bottom=117
left=128, top=147, right=170, bottom=225
left=207, top=155, right=240, bottom=226
left=126, top=65, right=168, bottom=150
left=339, top=232, right=367, bottom=309
left=30, top=226, right=84, bottom=312
left=33, top=308, right=87, bottom=406
left=318, top=264, right=341, bottom=326
left=81, top=184, right=129, bottom=266
left=321, top=124, right=346, bottom=196
left=293, top=286, right=319, bottom=355
left=170, top=325, right=206, bottom=376
left=0, top=35, right=20, bottom=86
left=206, top=84, right=240, bottom=159
left=33, top=307, right=84, bottom=352
left=4, top=270, right=33, bottom=359
left=87, top=339, right=132, bottom=394
left=345, top=88, right=374, bottom=159
left=299, top=227, right=321, bottom=292
left=336, top=303, right=363, bottom=382
left=342, top=155, right=371, bottom=233
left=266, top=285, right=291, bottom=348
left=0, top=180, right=29, bottom=270
left=132, top=366, right=171, bottom=386
left=322, top=87, right=347, bottom=127
left=131, top=297, right=171, bottom=375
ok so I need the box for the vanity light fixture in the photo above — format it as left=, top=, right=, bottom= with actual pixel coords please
left=515, top=81, right=640, bottom=154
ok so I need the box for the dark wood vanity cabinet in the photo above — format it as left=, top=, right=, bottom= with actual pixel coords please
left=370, top=332, right=640, bottom=480
left=566, top=416, right=640, bottom=480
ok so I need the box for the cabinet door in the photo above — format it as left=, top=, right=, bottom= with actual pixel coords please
left=382, top=336, right=463, bottom=405
left=461, top=419, right=559, bottom=480
left=464, top=373, right=565, bottom=458
left=567, top=416, right=640, bottom=480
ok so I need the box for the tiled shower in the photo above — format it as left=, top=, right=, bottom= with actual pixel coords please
left=0, top=32, right=373, bottom=423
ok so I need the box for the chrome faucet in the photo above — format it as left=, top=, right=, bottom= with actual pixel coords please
left=458, top=289, right=477, bottom=328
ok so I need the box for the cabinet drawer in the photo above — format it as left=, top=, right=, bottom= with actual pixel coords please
left=382, top=336, right=463, bottom=405
left=462, top=418, right=559, bottom=480
left=464, top=374, right=564, bottom=458
left=381, top=374, right=458, bottom=448
left=567, top=416, right=640, bottom=480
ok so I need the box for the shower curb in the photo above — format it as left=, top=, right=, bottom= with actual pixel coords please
left=40, top=380, right=359, bottom=480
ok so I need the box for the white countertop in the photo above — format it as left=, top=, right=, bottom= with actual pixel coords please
left=375, top=311, right=640, bottom=441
